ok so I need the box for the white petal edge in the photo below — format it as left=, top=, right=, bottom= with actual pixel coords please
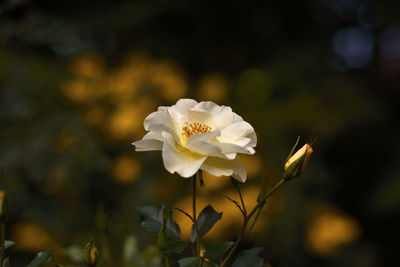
left=201, top=156, right=247, bottom=182
left=132, top=139, right=163, bottom=151
left=174, top=99, right=198, bottom=116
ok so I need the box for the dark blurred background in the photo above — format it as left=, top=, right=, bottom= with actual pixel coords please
left=1, top=0, right=400, bottom=266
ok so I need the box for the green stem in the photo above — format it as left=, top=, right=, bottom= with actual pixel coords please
left=192, top=172, right=200, bottom=258
left=220, top=217, right=247, bottom=267
left=164, top=256, right=170, bottom=267
left=236, top=184, right=247, bottom=217
left=247, top=179, right=286, bottom=220
left=0, top=221, right=5, bottom=267
left=220, top=178, right=286, bottom=267
left=248, top=206, right=262, bottom=234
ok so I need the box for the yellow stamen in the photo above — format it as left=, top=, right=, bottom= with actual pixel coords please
left=182, top=121, right=211, bottom=140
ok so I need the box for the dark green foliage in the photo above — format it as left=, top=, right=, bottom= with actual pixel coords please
left=167, top=240, right=188, bottom=255
left=137, top=205, right=181, bottom=238
left=204, top=242, right=234, bottom=259
left=232, top=247, right=264, bottom=267
left=190, top=205, right=222, bottom=243
left=26, top=248, right=56, bottom=267
left=178, top=257, right=201, bottom=267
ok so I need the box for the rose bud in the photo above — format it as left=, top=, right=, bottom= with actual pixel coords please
left=82, top=239, right=98, bottom=267
left=283, top=143, right=313, bottom=180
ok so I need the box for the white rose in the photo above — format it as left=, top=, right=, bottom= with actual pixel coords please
left=132, top=99, right=257, bottom=182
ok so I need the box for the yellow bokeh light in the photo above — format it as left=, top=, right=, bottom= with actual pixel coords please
left=61, top=80, right=93, bottom=102
left=150, top=60, right=188, bottom=101
left=83, top=105, right=107, bottom=127
left=10, top=222, right=55, bottom=252
left=69, top=53, right=105, bottom=78
left=305, top=204, right=361, bottom=257
left=197, top=73, right=229, bottom=103
left=111, top=156, right=141, bottom=184
left=241, top=155, right=263, bottom=178
left=201, top=172, right=230, bottom=190
left=107, top=97, right=156, bottom=140
left=62, top=50, right=189, bottom=140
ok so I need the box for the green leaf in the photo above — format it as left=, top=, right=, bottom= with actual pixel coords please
left=5, top=240, right=14, bottom=249
left=3, top=258, right=10, bottom=267
left=232, top=247, right=264, bottom=267
left=201, top=261, right=219, bottom=267
left=205, top=241, right=234, bottom=259
left=178, top=257, right=201, bottom=267
left=167, top=240, right=188, bottom=254
left=26, top=248, right=56, bottom=267
left=190, top=205, right=222, bottom=242
left=137, top=204, right=181, bottom=238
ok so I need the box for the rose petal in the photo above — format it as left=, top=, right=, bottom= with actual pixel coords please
left=201, top=156, right=247, bottom=182
left=143, top=132, right=163, bottom=141
left=216, top=142, right=255, bottom=157
left=132, top=139, right=163, bottom=151
left=187, top=130, right=228, bottom=159
left=162, top=141, right=206, bottom=178
left=144, top=111, right=182, bottom=145
left=174, top=99, right=198, bottom=116
left=219, top=121, right=256, bottom=146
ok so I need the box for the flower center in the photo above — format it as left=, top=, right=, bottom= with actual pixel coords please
left=182, top=121, right=212, bottom=140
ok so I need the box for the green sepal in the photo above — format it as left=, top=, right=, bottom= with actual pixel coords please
left=285, top=136, right=300, bottom=163
left=257, top=174, right=271, bottom=205
left=82, top=240, right=98, bottom=267
left=283, top=153, right=306, bottom=180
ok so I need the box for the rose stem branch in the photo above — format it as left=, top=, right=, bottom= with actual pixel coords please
left=247, top=179, right=286, bottom=220
left=192, top=171, right=201, bottom=258
left=220, top=178, right=286, bottom=267
left=220, top=183, right=247, bottom=267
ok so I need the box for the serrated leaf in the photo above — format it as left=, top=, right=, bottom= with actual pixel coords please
left=190, top=205, right=222, bottom=242
left=232, top=247, right=264, bottom=267
left=3, top=258, right=10, bottom=267
left=167, top=240, right=188, bottom=254
left=178, top=257, right=201, bottom=267
left=201, top=261, right=219, bottom=267
left=5, top=240, right=14, bottom=249
left=137, top=204, right=181, bottom=238
left=205, top=242, right=234, bottom=259
left=26, top=248, right=56, bottom=267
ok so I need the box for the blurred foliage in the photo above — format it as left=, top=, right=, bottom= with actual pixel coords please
left=0, top=0, right=399, bottom=266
